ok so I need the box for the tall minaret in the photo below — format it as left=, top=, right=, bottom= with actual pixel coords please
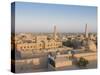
left=85, top=24, right=88, bottom=38
left=53, top=25, right=57, bottom=40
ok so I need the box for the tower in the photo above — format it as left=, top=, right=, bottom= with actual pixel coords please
left=85, top=24, right=88, bottom=38
left=53, top=25, right=57, bottom=40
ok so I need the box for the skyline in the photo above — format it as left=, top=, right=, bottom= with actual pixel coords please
left=12, top=2, right=97, bottom=33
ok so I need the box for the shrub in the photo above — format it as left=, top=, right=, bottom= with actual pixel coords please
left=77, top=57, right=89, bottom=68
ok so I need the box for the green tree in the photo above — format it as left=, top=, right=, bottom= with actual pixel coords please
left=77, top=57, right=89, bottom=68
left=63, top=40, right=72, bottom=47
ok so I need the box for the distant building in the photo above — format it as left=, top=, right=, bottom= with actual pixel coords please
left=13, top=25, right=62, bottom=51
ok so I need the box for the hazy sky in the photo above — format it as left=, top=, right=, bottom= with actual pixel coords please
left=12, top=2, right=97, bottom=33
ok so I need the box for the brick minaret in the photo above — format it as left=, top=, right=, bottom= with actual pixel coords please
left=54, top=25, right=57, bottom=40
left=85, top=24, right=88, bottom=38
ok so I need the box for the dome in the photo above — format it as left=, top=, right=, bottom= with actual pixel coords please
left=87, top=40, right=96, bottom=51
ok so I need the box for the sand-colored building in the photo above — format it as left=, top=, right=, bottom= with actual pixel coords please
left=13, top=26, right=62, bottom=51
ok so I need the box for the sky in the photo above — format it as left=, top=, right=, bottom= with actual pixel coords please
left=11, top=2, right=97, bottom=33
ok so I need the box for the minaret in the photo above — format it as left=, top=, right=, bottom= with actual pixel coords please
left=53, top=25, right=57, bottom=40
left=85, top=24, right=88, bottom=38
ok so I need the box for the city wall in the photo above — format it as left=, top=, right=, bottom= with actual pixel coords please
left=74, top=52, right=97, bottom=61
left=14, top=56, right=48, bottom=72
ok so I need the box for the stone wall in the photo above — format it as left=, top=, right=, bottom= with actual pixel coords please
left=15, top=56, right=48, bottom=72
left=74, top=52, right=97, bottom=61
left=55, top=55, right=72, bottom=68
left=55, top=60, right=72, bottom=68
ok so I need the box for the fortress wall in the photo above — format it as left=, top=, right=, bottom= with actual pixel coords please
left=55, top=61, right=72, bottom=68
left=55, top=55, right=72, bottom=68
left=15, top=56, right=48, bottom=72
left=74, top=52, right=97, bottom=61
